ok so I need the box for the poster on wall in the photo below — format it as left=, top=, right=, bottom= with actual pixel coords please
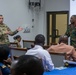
left=23, top=26, right=30, bottom=33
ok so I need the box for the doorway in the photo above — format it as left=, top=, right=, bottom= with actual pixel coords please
left=47, top=11, right=69, bottom=45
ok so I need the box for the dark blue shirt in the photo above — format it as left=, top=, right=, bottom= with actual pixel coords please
left=0, top=62, right=10, bottom=75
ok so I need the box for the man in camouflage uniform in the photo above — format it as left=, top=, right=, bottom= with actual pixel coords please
left=65, top=15, right=76, bottom=48
left=0, top=15, right=23, bottom=45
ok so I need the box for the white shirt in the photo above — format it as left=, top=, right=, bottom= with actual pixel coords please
left=25, top=45, right=54, bottom=71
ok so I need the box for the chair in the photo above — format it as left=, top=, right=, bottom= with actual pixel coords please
left=43, top=45, right=50, bottom=49
left=50, top=43, right=57, bottom=45
left=9, top=42, right=18, bottom=48
left=49, top=51, right=66, bottom=67
left=22, top=40, right=35, bottom=49
left=10, top=47, right=27, bottom=60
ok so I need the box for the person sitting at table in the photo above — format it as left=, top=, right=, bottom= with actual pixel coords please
left=47, top=35, right=76, bottom=61
left=13, top=35, right=21, bottom=48
left=25, top=34, right=54, bottom=71
left=0, top=44, right=11, bottom=75
left=11, top=55, right=44, bottom=75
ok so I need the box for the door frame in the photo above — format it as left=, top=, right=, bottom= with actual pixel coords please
left=47, top=11, right=69, bottom=45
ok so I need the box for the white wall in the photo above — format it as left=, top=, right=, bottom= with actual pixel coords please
left=45, top=0, right=70, bottom=11
left=70, top=0, right=76, bottom=17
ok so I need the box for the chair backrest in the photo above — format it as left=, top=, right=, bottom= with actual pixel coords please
left=22, top=40, right=35, bottom=48
left=50, top=43, right=57, bottom=45
left=43, top=45, right=50, bottom=49
left=9, top=42, right=18, bottom=48
left=49, top=51, right=66, bottom=67
left=10, top=47, right=27, bottom=60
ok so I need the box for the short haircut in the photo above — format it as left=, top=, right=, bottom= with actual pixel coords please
left=0, top=44, right=10, bottom=62
left=34, top=34, right=45, bottom=45
left=11, top=55, right=44, bottom=75
left=59, top=35, right=68, bottom=44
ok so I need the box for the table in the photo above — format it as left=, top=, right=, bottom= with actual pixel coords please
left=44, top=67, right=76, bottom=75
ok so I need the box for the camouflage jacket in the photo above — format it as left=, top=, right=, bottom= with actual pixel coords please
left=65, top=24, right=76, bottom=48
left=14, top=40, right=21, bottom=48
left=0, top=23, right=18, bottom=44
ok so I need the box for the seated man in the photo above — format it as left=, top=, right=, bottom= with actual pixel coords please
left=11, top=55, right=44, bottom=75
left=25, top=34, right=54, bottom=71
left=0, top=44, right=11, bottom=75
left=47, top=35, right=76, bottom=61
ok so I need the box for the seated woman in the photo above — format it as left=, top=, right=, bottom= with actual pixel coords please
left=11, top=55, right=44, bottom=75
left=13, top=35, right=21, bottom=48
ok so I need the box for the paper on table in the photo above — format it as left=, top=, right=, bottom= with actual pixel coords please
left=55, top=66, right=67, bottom=70
left=63, top=60, right=76, bottom=65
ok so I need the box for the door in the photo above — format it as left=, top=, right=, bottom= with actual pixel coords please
left=47, top=11, right=69, bottom=45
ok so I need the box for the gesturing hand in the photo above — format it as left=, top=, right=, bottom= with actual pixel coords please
left=17, top=27, right=23, bottom=31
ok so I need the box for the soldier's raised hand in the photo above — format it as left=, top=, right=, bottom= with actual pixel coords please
left=16, top=27, right=23, bottom=31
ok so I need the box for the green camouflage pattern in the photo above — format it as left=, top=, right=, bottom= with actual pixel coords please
left=0, top=23, right=18, bottom=44
left=65, top=24, right=76, bottom=48
left=14, top=40, right=21, bottom=48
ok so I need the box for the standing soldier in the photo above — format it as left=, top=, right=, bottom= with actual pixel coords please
left=0, top=15, right=23, bottom=45
left=65, top=15, right=76, bottom=48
